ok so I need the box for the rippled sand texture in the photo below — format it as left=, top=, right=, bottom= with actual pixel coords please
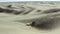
left=0, top=2, right=60, bottom=34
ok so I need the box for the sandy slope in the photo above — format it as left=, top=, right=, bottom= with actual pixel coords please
left=0, top=13, right=60, bottom=34
left=0, top=2, right=60, bottom=34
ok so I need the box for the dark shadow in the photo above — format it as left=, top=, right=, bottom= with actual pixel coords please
left=4, top=9, right=13, bottom=13
left=14, top=10, right=24, bottom=15
left=43, top=9, right=60, bottom=13
left=28, top=17, right=57, bottom=30
left=23, top=7, right=35, bottom=15
left=23, top=9, right=34, bottom=15
left=7, top=5, right=12, bottom=8
left=36, top=10, right=41, bottom=12
left=0, top=8, right=4, bottom=13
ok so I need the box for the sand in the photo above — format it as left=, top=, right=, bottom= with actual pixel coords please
left=0, top=2, right=60, bottom=34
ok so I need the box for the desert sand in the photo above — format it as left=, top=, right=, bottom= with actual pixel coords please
left=0, top=2, right=60, bottom=34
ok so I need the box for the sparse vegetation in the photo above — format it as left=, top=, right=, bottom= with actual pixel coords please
left=7, top=5, right=12, bottom=8
left=36, top=10, right=41, bottom=12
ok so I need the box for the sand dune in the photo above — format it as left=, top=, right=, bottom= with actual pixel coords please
left=0, top=2, right=60, bottom=34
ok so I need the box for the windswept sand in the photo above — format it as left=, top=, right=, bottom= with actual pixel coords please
left=0, top=2, right=60, bottom=34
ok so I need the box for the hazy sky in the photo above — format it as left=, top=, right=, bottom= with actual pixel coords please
left=0, top=0, right=60, bottom=2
